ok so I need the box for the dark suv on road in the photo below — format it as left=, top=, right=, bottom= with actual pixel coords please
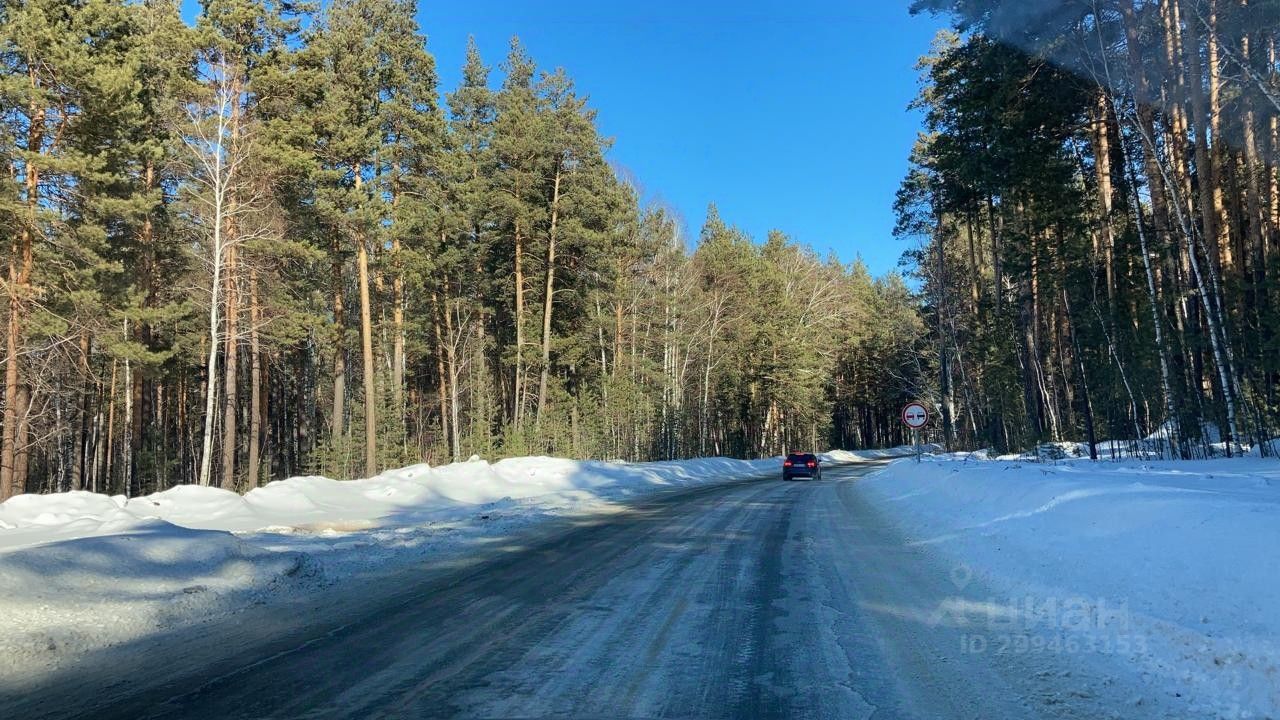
left=782, top=453, right=822, bottom=481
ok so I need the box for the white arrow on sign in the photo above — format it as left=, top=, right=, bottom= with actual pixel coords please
left=901, top=402, right=930, bottom=430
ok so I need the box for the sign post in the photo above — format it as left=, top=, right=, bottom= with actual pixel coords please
left=901, top=402, right=930, bottom=463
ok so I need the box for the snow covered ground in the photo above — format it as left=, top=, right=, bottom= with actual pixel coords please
left=859, top=452, right=1280, bottom=718
left=0, top=449, right=904, bottom=683
left=7, top=444, right=1274, bottom=718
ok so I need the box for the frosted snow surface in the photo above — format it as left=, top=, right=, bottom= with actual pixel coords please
left=859, top=453, right=1280, bottom=718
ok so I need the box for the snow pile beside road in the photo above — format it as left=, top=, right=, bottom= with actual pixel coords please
left=823, top=444, right=941, bottom=463
left=0, top=456, right=779, bottom=551
left=0, top=448, right=910, bottom=681
left=0, top=450, right=911, bottom=552
left=860, top=455, right=1280, bottom=718
left=0, top=524, right=319, bottom=667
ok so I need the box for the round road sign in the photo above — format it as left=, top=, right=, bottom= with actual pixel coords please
left=901, top=402, right=930, bottom=430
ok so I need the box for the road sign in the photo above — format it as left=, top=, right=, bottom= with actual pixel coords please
left=901, top=402, right=929, bottom=430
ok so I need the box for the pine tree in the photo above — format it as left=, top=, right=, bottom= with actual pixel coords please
left=491, top=37, right=542, bottom=434
left=0, top=0, right=165, bottom=498
left=301, top=0, right=438, bottom=477
left=443, top=38, right=498, bottom=458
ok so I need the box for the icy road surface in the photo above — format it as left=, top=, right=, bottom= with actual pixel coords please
left=6, top=461, right=1145, bottom=719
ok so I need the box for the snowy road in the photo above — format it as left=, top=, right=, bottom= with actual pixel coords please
left=7, top=461, right=1138, bottom=719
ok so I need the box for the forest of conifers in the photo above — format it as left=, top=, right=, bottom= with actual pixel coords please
left=903, top=0, right=1280, bottom=459
left=2, top=0, right=1278, bottom=501
left=0, top=0, right=926, bottom=498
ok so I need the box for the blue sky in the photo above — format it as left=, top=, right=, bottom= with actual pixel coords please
left=183, top=1, right=945, bottom=276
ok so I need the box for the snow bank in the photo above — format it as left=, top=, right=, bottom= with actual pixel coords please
left=0, top=448, right=908, bottom=681
left=0, top=451, right=906, bottom=552
left=0, top=523, right=319, bottom=667
left=860, top=454, right=1280, bottom=718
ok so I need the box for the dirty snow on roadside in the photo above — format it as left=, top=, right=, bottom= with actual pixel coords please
left=0, top=449, right=904, bottom=682
left=858, top=453, right=1280, bottom=719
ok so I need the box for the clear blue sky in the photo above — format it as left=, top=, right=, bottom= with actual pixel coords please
left=183, top=1, right=944, bottom=276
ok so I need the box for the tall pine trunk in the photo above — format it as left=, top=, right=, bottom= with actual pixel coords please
left=537, top=168, right=562, bottom=426
left=357, top=241, right=377, bottom=478
left=247, top=269, right=263, bottom=487
left=431, top=290, right=450, bottom=455
left=1181, top=0, right=1223, bottom=274
left=220, top=242, right=238, bottom=490
left=1092, top=92, right=1119, bottom=303
left=1, top=89, right=41, bottom=501
left=444, top=281, right=461, bottom=461
left=934, top=205, right=955, bottom=450
left=1, top=217, right=30, bottom=501
left=513, top=222, right=525, bottom=428
left=391, top=228, right=405, bottom=432
left=73, top=335, right=92, bottom=491
left=330, top=249, right=345, bottom=445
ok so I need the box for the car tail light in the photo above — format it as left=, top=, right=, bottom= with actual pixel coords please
left=783, top=460, right=792, bottom=467
left=806, top=461, right=816, bottom=468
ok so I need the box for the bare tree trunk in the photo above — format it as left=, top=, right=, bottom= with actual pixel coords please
left=1121, top=0, right=1178, bottom=264
left=513, top=222, right=525, bottom=428
left=220, top=242, right=238, bottom=490
left=1181, top=0, right=1223, bottom=274
left=700, top=300, right=722, bottom=458
left=197, top=182, right=225, bottom=488
left=1161, top=0, right=1195, bottom=205
left=431, top=290, right=450, bottom=454
left=963, top=214, right=981, bottom=306
left=331, top=250, right=345, bottom=443
left=986, top=195, right=1003, bottom=313
left=176, top=373, right=187, bottom=487
left=105, top=360, right=118, bottom=491
left=1241, top=26, right=1271, bottom=329
left=123, top=322, right=135, bottom=496
left=247, top=269, right=263, bottom=487
left=661, top=276, right=673, bottom=459
left=391, top=226, right=405, bottom=431
left=1207, top=0, right=1234, bottom=269
left=1270, top=36, right=1280, bottom=246
left=2, top=246, right=29, bottom=500
left=613, top=274, right=625, bottom=380
left=357, top=237, right=377, bottom=478
left=133, top=157, right=157, bottom=495
left=14, top=385, right=30, bottom=495
left=73, top=335, right=92, bottom=491
left=470, top=254, right=493, bottom=457
left=349, top=168, right=378, bottom=478
left=1062, top=278, right=1098, bottom=459
left=935, top=208, right=955, bottom=450
left=1021, top=296, right=1043, bottom=441
left=443, top=278, right=461, bottom=461
left=1, top=88, right=40, bottom=501
left=1092, top=92, right=1119, bottom=302
left=537, top=168, right=562, bottom=427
